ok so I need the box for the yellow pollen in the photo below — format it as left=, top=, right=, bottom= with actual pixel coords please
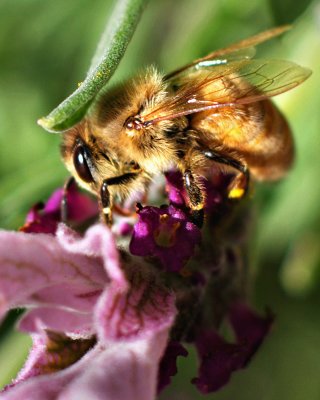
left=159, top=214, right=169, bottom=223
left=228, top=188, right=245, bottom=199
left=191, top=203, right=204, bottom=211
left=154, top=214, right=181, bottom=247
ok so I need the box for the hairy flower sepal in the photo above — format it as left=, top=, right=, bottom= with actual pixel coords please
left=0, top=224, right=176, bottom=400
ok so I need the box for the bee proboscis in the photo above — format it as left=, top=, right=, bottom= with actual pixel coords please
left=61, top=26, right=311, bottom=227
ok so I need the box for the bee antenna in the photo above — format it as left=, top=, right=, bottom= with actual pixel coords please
left=142, top=120, right=153, bottom=127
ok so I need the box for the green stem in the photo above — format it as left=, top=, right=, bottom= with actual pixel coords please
left=38, top=0, right=149, bottom=133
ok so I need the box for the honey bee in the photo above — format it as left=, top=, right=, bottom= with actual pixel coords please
left=61, top=26, right=311, bottom=227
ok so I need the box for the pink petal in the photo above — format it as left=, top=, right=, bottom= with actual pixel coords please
left=95, top=261, right=177, bottom=341
left=61, top=331, right=169, bottom=400
left=18, top=307, right=94, bottom=337
left=57, top=224, right=127, bottom=291
left=9, top=332, right=95, bottom=387
left=2, top=342, right=99, bottom=399
left=2, top=330, right=169, bottom=400
left=0, top=230, right=107, bottom=319
left=22, top=284, right=102, bottom=313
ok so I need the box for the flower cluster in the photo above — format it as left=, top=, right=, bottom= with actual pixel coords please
left=0, top=170, right=272, bottom=399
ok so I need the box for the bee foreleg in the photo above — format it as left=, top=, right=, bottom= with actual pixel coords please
left=202, top=149, right=250, bottom=199
left=183, top=169, right=205, bottom=228
left=101, top=172, right=140, bottom=223
left=61, top=176, right=76, bottom=223
left=104, top=172, right=138, bottom=186
left=100, top=180, right=113, bottom=226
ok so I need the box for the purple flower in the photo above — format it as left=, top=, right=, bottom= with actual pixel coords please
left=21, top=181, right=98, bottom=234
left=0, top=173, right=274, bottom=399
left=129, top=205, right=201, bottom=272
left=157, top=341, right=188, bottom=392
left=192, top=304, right=273, bottom=393
left=165, top=170, right=223, bottom=214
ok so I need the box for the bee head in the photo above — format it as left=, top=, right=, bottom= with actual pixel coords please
left=61, top=120, right=118, bottom=193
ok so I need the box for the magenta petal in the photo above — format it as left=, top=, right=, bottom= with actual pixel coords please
left=192, top=304, right=273, bottom=394
left=130, top=205, right=201, bottom=272
left=165, top=170, right=223, bottom=213
left=42, top=188, right=64, bottom=214
left=43, top=184, right=98, bottom=223
left=228, top=302, right=274, bottom=366
left=60, top=184, right=98, bottom=223
left=165, top=170, right=187, bottom=207
left=192, top=329, right=243, bottom=393
left=157, top=341, right=188, bottom=393
left=21, top=184, right=98, bottom=234
left=21, top=202, right=59, bottom=235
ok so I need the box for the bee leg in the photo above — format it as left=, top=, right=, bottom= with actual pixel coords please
left=104, top=172, right=138, bottom=186
left=113, top=203, right=136, bottom=217
left=61, top=176, right=75, bottom=223
left=202, top=149, right=250, bottom=199
left=100, top=172, right=139, bottom=224
left=100, top=180, right=113, bottom=226
left=183, top=169, right=205, bottom=228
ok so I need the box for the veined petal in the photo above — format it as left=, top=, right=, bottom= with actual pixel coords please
left=1, top=330, right=169, bottom=400
left=9, top=331, right=95, bottom=388
left=18, top=283, right=102, bottom=313
left=95, top=259, right=177, bottom=341
left=57, top=224, right=127, bottom=290
left=0, top=230, right=106, bottom=319
left=60, top=331, right=169, bottom=400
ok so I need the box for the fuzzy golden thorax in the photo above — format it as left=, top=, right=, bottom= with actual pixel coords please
left=61, top=67, right=188, bottom=200
left=91, top=67, right=188, bottom=174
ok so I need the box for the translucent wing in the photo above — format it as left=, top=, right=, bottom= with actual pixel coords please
left=165, top=25, right=291, bottom=80
left=142, top=58, right=311, bottom=125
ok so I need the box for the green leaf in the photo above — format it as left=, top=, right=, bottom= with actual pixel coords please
left=38, top=0, right=149, bottom=133
left=269, top=0, right=313, bottom=24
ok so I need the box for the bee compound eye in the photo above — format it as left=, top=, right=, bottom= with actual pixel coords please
left=73, top=145, right=94, bottom=183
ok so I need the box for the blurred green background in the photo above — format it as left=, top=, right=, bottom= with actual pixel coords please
left=0, top=0, right=319, bottom=398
